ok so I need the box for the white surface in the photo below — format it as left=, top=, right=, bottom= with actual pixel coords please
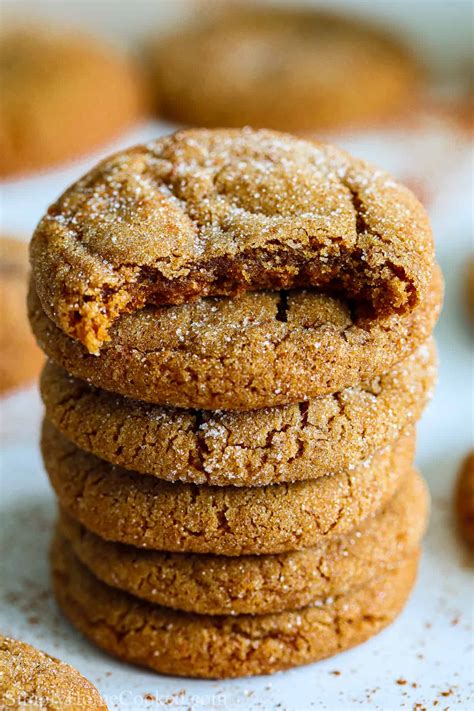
left=0, top=0, right=473, bottom=703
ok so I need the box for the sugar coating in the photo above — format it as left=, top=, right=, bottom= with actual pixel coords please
left=42, top=420, right=414, bottom=556
left=0, top=636, right=106, bottom=710
left=28, top=267, right=442, bottom=411
left=58, top=470, right=428, bottom=615
left=30, top=128, right=435, bottom=353
left=40, top=341, right=437, bottom=486
left=52, top=535, right=419, bottom=679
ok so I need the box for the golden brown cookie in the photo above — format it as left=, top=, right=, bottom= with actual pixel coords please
left=57, top=469, right=428, bottom=615
left=0, top=26, right=146, bottom=177
left=0, top=238, right=43, bottom=393
left=42, top=420, right=414, bottom=556
left=147, top=7, right=420, bottom=132
left=40, top=342, right=436, bottom=486
left=455, top=450, right=474, bottom=546
left=52, top=534, right=419, bottom=679
left=30, top=129, right=435, bottom=354
left=29, top=266, right=442, bottom=411
left=0, top=635, right=106, bottom=710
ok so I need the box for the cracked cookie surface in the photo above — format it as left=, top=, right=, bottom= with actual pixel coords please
left=52, top=534, right=419, bottom=679
left=41, top=342, right=436, bottom=486
left=29, top=266, right=442, bottom=410
left=0, top=635, right=106, bottom=710
left=57, top=470, right=427, bottom=615
left=30, top=128, right=435, bottom=353
left=147, top=7, right=420, bottom=132
left=42, top=420, right=414, bottom=556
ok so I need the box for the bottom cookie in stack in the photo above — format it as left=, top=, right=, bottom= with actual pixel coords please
left=51, top=471, right=427, bottom=678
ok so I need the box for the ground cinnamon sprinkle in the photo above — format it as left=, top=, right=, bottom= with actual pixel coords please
left=440, top=689, right=453, bottom=697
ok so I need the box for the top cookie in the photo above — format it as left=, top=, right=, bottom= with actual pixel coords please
left=147, top=6, right=419, bottom=131
left=0, top=26, right=146, bottom=177
left=30, top=128, right=435, bottom=354
left=0, top=636, right=106, bottom=710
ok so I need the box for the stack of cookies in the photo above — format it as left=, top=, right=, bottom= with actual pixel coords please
left=28, top=129, right=442, bottom=678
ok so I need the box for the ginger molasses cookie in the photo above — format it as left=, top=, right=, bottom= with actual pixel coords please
left=455, top=450, right=474, bottom=546
left=30, top=129, right=435, bottom=354
left=147, top=7, right=420, bottom=132
left=52, top=534, right=419, bottom=679
left=0, top=238, right=43, bottom=393
left=42, top=420, right=414, bottom=556
left=57, top=469, right=428, bottom=615
left=0, top=635, right=106, bottom=710
left=41, top=342, right=436, bottom=486
left=0, top=26, right=146, bottom=177
left=29, top=267, right=442, bottom=411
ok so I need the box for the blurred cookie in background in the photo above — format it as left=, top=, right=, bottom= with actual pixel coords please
left=466, top=256, right=474, bottom=323
left=1, top=238, right=43, bottom=393
left=0, top=26, right=147, bottom=178
left=146, top=5, right=421, bottom=132
left=455, top=451, right=474, bottom=547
